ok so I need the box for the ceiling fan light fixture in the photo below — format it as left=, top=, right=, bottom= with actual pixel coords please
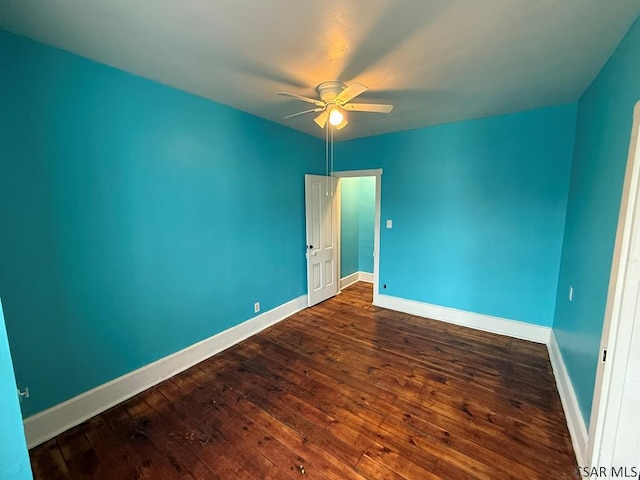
left=328, top=108, right=344, bottom=126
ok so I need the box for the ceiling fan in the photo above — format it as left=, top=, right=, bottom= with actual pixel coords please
left=278, top=81, right=393, bottom=130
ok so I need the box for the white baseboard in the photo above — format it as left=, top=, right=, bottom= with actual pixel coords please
left=340, top=271, right=374, bottom=289
left=23, top=294, right=308, bottom=449
left=340, top=272, right=360, bottom=289
left=374, top=293, right=551, bottom=344
left=359, top=272, right=374, bottom=283
left=547, top=331, right=588, bottom=467
left=23, top=288, right=587, bottom=470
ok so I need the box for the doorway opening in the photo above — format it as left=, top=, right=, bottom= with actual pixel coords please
left=304, top=169, right=382, bottom=308
left=337, top=176, right=375, bottom=287
left=334, top=169, right=382, bottom=302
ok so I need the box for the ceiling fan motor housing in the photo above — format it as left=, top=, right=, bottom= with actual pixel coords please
left=317, top=81, right=346, bottom=103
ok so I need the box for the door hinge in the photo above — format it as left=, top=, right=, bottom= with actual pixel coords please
left=601, top=348, right=608, bottom=363
left=17, top=387, right=29, bottom=402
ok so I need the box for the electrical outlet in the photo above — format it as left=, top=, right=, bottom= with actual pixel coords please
left=254, top=302, right=260, bottom=313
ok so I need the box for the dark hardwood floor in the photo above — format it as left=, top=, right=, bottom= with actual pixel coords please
left=30, top=282, right=578, bottom=479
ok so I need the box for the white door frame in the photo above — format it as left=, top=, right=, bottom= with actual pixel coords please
left=332, top=169, right=382, bottom=303
left=587, top=101, right=640, bottom=469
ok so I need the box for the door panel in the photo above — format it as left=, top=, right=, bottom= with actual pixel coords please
left=305, top=174, right=338, bottom=307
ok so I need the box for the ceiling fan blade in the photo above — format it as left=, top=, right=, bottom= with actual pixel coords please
left=334, top=82, right=368, bottom=104
left=277, top=92, right=325, bottom=107
left=314, top=111, right=329, bottom=129
left=283, top=107, right=324, bottom=119
left=342, top=103, right=394, bottom=113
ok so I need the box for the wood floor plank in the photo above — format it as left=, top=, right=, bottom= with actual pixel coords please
left=183, top=361, right=370, bottom=479
left=298, top=306, right=558, bottom=389
left=142, top=386, right=243, bottom=480
left=82, top=415, right=148, bottom=479
left=286, top=310, right=560, bottom=405
left=56, top=426, right=100, bottom=480
left=278, top=308, right=568, bottom=433
left=217, top=343, right=447, bottom=474
left=29, top=282, right=578, bottom=479
left=154, top=378, right=274, bottom=480
left=124, top=392, right=221, bottom=479
left=168, top=370, right=303, bottom=480
left=230, top=334, right=574, bottom=476
left=104, top=403, right=194, bottom=480
left=30, top=439, right=71, bottom=480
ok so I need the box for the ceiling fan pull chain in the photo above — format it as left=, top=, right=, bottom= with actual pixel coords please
left=325, top=121, right=329, bottom=195
left=330, top=124, right=334, bottom=196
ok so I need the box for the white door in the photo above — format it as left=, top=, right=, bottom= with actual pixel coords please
left=305, top=174, right=338, bottom=307
left=587, top=102, right=640, bottom=470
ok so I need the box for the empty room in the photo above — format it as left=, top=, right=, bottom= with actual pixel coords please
left=2, top=1, right=640, bottom=479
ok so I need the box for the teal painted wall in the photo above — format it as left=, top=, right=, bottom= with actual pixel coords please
left=336, top=104, right=577, bottom=326
left=340, top=178, right=360, bottom=277
left=0, top=30, right=323, bottom=417
left=0, top=299, right=32, bottom=480
left=340, top=177, right=375, bottom=277
left=553, top=18, right=640, bottom=426
left=358, top=177, right=375, bottom=274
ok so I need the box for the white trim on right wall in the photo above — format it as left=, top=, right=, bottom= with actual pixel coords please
left=547, top=331, right=589, bottom=467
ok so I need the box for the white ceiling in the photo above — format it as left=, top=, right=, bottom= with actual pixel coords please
left=1, top=1, right=639, bottom=140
